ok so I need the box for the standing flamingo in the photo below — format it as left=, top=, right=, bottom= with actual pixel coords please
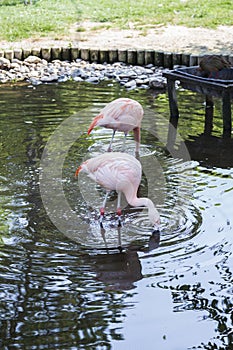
left=87, top=98, right=144, bottom=153
left=75, top=152, right=160, bottom=230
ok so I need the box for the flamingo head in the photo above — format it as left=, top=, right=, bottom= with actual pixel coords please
left=148, top=204, right=161, bottom=229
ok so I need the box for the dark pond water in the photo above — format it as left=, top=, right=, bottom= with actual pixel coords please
left=0, top=79, right=232, bottom=350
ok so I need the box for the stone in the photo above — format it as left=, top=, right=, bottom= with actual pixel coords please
left=72, top=76, right=83, bottom=82
left=40, top=74, right=59, bottom=82
left=24, top=55, right=42, bottom=64
left=124, top=80, right=137, bottom=89
left=139, top=84, right=150, bottom=89
left=149, top=78, right=166, bottom=90
left=58, top=75, right=69, bottom=83
left=85, top=76, right=100, bottom=84
left=10, top=63, right=21, bottom=70
left=0, top=57, right=11, bottom=70
left=12, top=58, right=22, bottom=65
left=29, top=78, right=42, bottom=86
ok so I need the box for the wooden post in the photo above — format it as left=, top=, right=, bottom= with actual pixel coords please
left=163, top=52, right=173, bottom=68
left=154, top=51, right=164, bottom=67
left=172, top=53, right=182, bottom=67
left=62, top=47, right=71, bottom=61
left=41, top=47, right=51, bottom=61
left=108, top=50, right=118, bottom=64
left=118, top=50, right=127, bottom=63
left=222, top=89, right=232, bottom=138
left=127, top=50, right=137, bottom=65
left=23, top=49, right=31, bottom=60
left=181, top=53, right=190, bottom=67
left=14, top=49, right=23, bottom=60
left=189, top=55, right=198, bottom=66
left=204, top=95, right=214, bottom=135
left=89, top=49, right=99, bottom=62
left=99, top=50, right=108, bottom=63
left=70, top=48, right=79, bottom=61
left=31, top=48, right=41, bottom=58
left=51, top=47, right=62, bottom=60
left=145, top=50, right=154, bottom=65
left=4, top=50, right=14, bottom=61
left=166, top=78, right=180, bottom=149
left=80, top=48, right=90, bottom=61
left=137, top=50, right=145, bottom=66
left=167, top=79, right=179, bottom=119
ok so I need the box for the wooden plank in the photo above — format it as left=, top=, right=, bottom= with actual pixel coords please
left=222, top=90, right=232, bottom=137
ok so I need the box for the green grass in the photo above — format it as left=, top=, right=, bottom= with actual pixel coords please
left=0, top=0, right=232, bottom=42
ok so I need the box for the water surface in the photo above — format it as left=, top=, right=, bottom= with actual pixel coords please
left=0, top=80, right=232, bottom=349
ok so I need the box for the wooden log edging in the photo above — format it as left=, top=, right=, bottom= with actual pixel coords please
left=1, top=47, right=233, bottom=68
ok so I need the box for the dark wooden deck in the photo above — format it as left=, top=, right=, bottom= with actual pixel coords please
left=163, top=67, right=233, bottom=147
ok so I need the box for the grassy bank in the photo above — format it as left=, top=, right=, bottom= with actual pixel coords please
left=0, top=0, right=232, bottom=42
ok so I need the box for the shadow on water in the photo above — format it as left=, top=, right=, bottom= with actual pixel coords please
left=183, top=135, right=233, bottom=168
left=0, top=81, right=232, bottom=349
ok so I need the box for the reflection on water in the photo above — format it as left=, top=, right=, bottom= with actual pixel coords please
left=0, top=81, right=232, bottom=349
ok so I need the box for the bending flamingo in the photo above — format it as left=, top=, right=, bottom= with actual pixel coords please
left=75, top=152, right=160, bottom=229
left=87, top=98, right=144, bottom=153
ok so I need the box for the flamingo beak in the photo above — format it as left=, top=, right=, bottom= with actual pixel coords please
left=74, top=165, right=82, bottom=177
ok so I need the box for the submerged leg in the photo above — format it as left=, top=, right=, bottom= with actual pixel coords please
left=107, top=130, right=116, bottom=152
left=100, top=224, right=108, bottom=250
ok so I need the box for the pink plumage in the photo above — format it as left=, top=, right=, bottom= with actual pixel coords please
left=75, top=152, right=160, bottom=228
left=87, top=98, right=144, bottom=153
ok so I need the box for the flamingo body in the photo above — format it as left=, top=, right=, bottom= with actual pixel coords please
left=75, top=152, right=160, bottom=227
left=87, top=98, right=144, bottom=152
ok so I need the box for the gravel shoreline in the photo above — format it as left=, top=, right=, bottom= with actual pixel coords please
left=0, top=55, right=167, bottom=90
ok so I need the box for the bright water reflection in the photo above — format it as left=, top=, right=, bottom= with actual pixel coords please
left=0, top=81, right=232, bottom=349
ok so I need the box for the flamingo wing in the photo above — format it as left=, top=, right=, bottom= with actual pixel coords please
left=87, top=98, right=144, bottom=134
left=80, top=153, right=141, bottom=192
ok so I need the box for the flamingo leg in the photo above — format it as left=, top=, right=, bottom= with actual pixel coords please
left=133, top=126, right=140, bottom=155
left=122, top=132, right=127, bottom=152
left=116, top=191, right=123, bottom=249
left=107, top=130, right=116, bottom=152
left=117, top=191, right=122, bottom=227
left=99, top=191, right=109, bottom=228
left=117, top=225, right=122, bottom=252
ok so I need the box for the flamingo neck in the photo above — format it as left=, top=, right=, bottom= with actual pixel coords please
left=125, top=194, right=160, bottom=226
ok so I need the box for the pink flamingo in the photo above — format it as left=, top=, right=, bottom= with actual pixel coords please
left=75, top=152, right=160, bottom=230
left=87, top=98, right=144, bottom=153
